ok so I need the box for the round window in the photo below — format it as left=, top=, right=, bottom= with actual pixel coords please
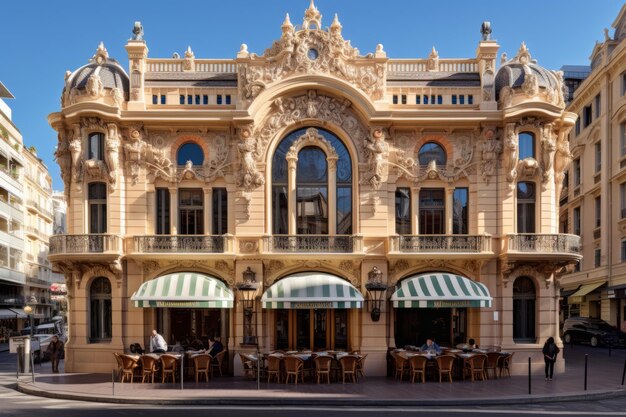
left=307, top=48, right=319, bottom=60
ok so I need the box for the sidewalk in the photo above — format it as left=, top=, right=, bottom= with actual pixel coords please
left=11, top=346, right=626, bottom=406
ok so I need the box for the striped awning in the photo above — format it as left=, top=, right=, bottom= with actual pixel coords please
left=391, top=273, right=492, bottom=308
left=262, top=272, right=364, bottom=309
left=131, top=272, right=233, bottom=308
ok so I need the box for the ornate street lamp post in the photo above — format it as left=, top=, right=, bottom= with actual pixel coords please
left=365, top=266, right=387, bottom=322
left=237, top=267, right=259, bottom=345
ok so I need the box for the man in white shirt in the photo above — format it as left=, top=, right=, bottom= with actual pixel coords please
left=150, top=329, right=167, bottom=353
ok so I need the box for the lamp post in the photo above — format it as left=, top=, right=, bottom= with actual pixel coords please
left=23, top=305, right=34, bottom=338
left=237, top=267, right=259, bottom=345
left=365, top=266, right=387, bottom=322
left=23, top=305, right=34, bottom=378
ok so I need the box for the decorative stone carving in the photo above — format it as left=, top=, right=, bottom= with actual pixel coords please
left=183, top=46, right=195, bottom=71
left=132, top=21, right=144, bottom=41
left=521, top=70, right=539, bottom=97
left=105, top=123, right=120, bottom=189
left=239, top=239, right=259, bottom=254
left=203, top=134, right=230, bottom=183
left=142, top=260, right=161, bottom=275
left=93, top=42, right=109, bottom=65
left=427, top=46, right=439, bottom=71
left=503, top=123, right=518, bottom=187
left=237, top=128, right=265, bottom=192
left=479, top=127, right=502, bottom=184
left=286, top=127, right=338, bottom=160
left=237, top=3, right=386, bottom=104
left=54, top=130, right=72, bottom=200
left=123, top=127, right=147, bottom=185
left=111, top=87, right=124, bottom=107
left=360, top=128, right=388, bottom=190
left=541, top=124, right=556, bottom=185
left=69, top=124, right=83, bottom=183
left=554, top=126, right=573, bottom=197
left=241, top=191, right=252, bottom=220
left=86, top=73, right=104, bottom=98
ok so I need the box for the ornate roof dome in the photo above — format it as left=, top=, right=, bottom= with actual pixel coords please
left=494, top=42, right=560, bottom=101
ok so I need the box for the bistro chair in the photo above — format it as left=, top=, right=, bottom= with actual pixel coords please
left=314, top=355, right=332, bottom=384
left=391, top=351, right=408, bottom=381
left=356, top=353, right=368, bottom=379
left=191, top=353, right=212, bottom=383
left=284, top=355, right=305, bottom=384
left=339, top=355, right=358, bottom=384
left=435, top=354, right=455, bottom=383
left=498, top=352, right=514, bottom=378
left=239, top=353, right=256, bottom=379
left=211, top=350, right=227, bottom=377
left=464, top=354, right=487, bottom=381
left=266, top=355, right=283, bottom=384
left=485, top=352, right=502, bottom=379
left=139, top=355, right=158, bottom=383
left=113, top=353, right=124, bottom=381
left=409, top=355, right=428, bottom=384
left=160, top=354, right=178, bottom=383
left=119, top=354, right=139, bottom=383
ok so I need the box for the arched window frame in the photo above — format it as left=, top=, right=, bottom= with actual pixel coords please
left=418, top=142, right=447, bottom=166
left=88, top=132, right=105, bottom=161
left=176, top=142, right=205, bottom=166
left=513, top=276, right=536, bottom=343
left=89, top=276, right=112, bottom=343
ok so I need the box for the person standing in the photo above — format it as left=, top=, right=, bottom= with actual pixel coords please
left=150, top=330, right=167, bottom=353
left=542, top=337, right=560, bottom=381
left=46, top=335, right=64, bottom=373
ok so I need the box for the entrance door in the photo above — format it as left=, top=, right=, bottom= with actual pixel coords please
left=394, top=308, right=465, bottom=348
left=170, top=310, right=192, bottom=344
left=277, top=309, right=349, bottom=351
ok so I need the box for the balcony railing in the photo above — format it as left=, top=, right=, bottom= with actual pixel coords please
left=49, top=234, right=122, bottom=255
left=264, top=235, right=360, bottom=253
left=133, top=235, right=226, bottom=253
left=26, top=276, right=50, bottom=287
left=507, top=234, right=581, bottom=254
left=390, top=235, right=491, bottom=253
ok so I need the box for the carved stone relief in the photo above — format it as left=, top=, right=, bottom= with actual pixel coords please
left=479, top=127, right=502, bottom=184
left=360, top=128, right=388, bottom=190
left=123, top=127, right=147, bottom=185
left=237, top=127, right=265, bottom=192
left=540, top=123, right=556, bottom=186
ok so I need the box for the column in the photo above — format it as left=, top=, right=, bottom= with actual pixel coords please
left=203, top=187, right=212, bottom=234
left=446, top=187, right=454, bottom=235
left=287, top=156, right=297, bottom=235
left=328, top=157, right=338, bottom=235
left=146, top=186, right=155, bottom=234
left=412, top=187, right=420, bottom=234
left=169, top=187, right=177, bottom=235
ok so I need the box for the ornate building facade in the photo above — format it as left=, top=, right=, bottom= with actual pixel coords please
left=49, top=3, right=580, bottom=374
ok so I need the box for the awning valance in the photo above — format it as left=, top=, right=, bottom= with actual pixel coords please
left=131, top=272, right=233, bottom=308
left=262, top=272, right=364, bottom=309
left=0, top=308, right=27, bottom=320
left=391, top=273, right=492, bottom=308
left=568, top=281, right=605, bottom=304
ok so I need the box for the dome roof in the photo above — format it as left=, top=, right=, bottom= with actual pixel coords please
left=66, top=43, right=129, bottom=96
left=494, top=43, right=559, bottom=100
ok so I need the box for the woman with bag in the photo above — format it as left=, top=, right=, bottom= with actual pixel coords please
left=542, top=337, right=560, bottom=381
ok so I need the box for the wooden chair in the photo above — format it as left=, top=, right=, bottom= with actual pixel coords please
left=409, top=355, right=428, bottom=384
left=391, top=351, right=408, bottom=381
left=356, top=354, right=368, bottom=379
left=313, top=355, right=332, bottom=384
left=139, top=355, right=158, bottom=383
left=211, top=350, right=226, bottom=377
left=160, top=354, right=178, bottom=383
left=119, top=354, right=139, bottom=383
left=339, top=355, right=358, bottom=384
left=284, top=356, right=304, bottom=384
left=113, top=353, right=124, bottom=381
left=239, top=353, right=256, bottom=379
left=485, top=352, right=501, bottom=379
left=191, top=353, right=211, bottom=383
left=498, top=352, right=514, bottom=377
left=266, top=355, right=283, bottom=383
left=464, top=354, right=487, bottom=381
left=435, top=354, right=455, bottom=383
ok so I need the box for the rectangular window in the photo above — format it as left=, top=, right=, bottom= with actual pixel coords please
left=88, top=133, right=105, bottom=161
left=395, top=188, right=411, bottom=235
left=453, top=188, right=468, bottom=234
left=217, top=94, right=223, bottom=105
left=212, top=188, right=228, bottom=235
left=595, top=94, right=601, bottom=118
left=179, top=95, right=185, bottom=105
left=156, top=188, right=170, bottom=235
left=573, top=206, right=581, bottom=236
left=195, top=95, right=200, bottom=105
left=595, top=248, right=601, bottom=267
left=401, top=94, right=407, bottom=104
left=452, top=95, right=457, bottom=105
left=595, top=141, right=602, bottom=173
left=459, top=95, right=465, bottom=105
left=152, top=95, right=158, bottom=105
left=160, top=95, right=166, bottom=105
left=225, top=95, right=231, bottom=105
left=595, top=196, right=601, bottom=228
left=272, top=186, right=288, bottom=234
left=392, top=95, right=398, bottom=104
left=575, top=117, right=581, bottom=136
left=203, top=95, right=209, bottom=105
left=178, top=189, right=204, bottom=235
left=419, top=188, right=445, bottom=234
left=623, top=73, right=626, bottom=95
left=187, top=95, right=193, bottom=105
left=621, top=123, right=626, bottom=157
left=423, top=95, right=429, bottom=104
left=415, top=95, right=420, bottom=104
left=437, top=95, right=442, bottom=105
left=573, top=158, right=581, bottom=187
left=622, top=240, right=626, bottom=262
left=621, top=183, right=626, bottom=219
left=430, top=95, right=435, bottom=104
left=88, top=183, right=107, bottom=234
left=583, top=104, right=592, bottom=127
left=468, top=95, right=473, bottom=105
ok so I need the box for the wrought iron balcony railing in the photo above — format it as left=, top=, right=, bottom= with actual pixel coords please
left=264, top=235, right=360, bottom=253
left=390, top=235, right=492, bottom=253
left=133, top=235, right=227, bottom=253
left=49, top=234, right=122, bottom=255
left=506, top=234, right=581, bottom=255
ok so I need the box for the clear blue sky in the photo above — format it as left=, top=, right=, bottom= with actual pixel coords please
left=1, top=0, right=621, bottom=190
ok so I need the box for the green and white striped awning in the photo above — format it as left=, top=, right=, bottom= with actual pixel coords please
left=391, top=273, right=492, bottom=308
left=131, top=272, right=233, bottom=308
left=262, top=272, right=364, bottom=309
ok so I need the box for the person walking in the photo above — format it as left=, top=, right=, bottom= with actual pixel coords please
left=542, top=337, right=560, bottom=381
left=150, top=330, right=167, bottom=353
left=46, top=335, right=64, bottom=373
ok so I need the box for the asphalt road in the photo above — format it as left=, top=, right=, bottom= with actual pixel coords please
left=1, top=349, right=626, bottom=416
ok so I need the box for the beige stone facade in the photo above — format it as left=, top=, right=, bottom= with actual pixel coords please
left=49, top=3, right=580, bottom=375
left=559, top=5, right=626, bottom=330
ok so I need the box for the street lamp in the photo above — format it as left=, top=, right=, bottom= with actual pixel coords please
left=237, top=267, right=259, bottom=345
left=365, top=266, right=387, bottom=322
left=23, top=305, right=34, bottom=338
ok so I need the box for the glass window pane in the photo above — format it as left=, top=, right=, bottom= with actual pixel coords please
left=156, top=188, right=170, bottom=234
left=418, top=142, right=446, bottom=166
left=453, top=188, right=468, bottom=234
left=177, top=142, right=204, bottom=166
left=334, top=310, right=348, bottom=350
left=296, top=310, right=311, bottom=350
left=519, top=132, right=535, bottom=160
left=297, top=148, right=327, bottom=182
left=337, top=186, right=352, bottom=234
left=419, top=188, right=445, bottom=234
left=212, top=188, right=227, bottom=235
left=395, top=188, right=411, bottom=235
left=272, top=186, right=288, bottom=234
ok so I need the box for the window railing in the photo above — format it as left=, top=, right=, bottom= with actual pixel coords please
left=49, top=234, right=122, bottom=255
left=507, top=234, right=581, bottom=254
left=265, top=235, right=360, bottom=253
left=390, top=235, right=491, bottom=253
left=133, top=235, right=226, bottom=253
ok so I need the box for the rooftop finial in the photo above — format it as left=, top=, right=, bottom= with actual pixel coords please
left=282, top=13, right=293, bottom=32
left=132, top=21, right=144, bottom=41
left=429, top=46, right=439, bottom=59
left=92, top=42, right=109, bottom=65
left=185, top=46, right=194, bottom=58
left=480, top=21, right=492, bottom=41
left=517, top=42, right=531, bottom=65
left=303, top=0, right=322, bottom=30
left=331, top=13, right=342, bottom=30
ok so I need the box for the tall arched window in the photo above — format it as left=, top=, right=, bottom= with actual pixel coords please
left=513, top=276, right=536, bottom=343
left=177, top=142, right=204, bottom=166
left=519, top=132, right=535, bottom=160
left=517, top=182, right=536, bottom=233
left=88, top=133, right=104, bottom=161
left=90, top=277, right=112, bottom=342
left=272, top=128, right=352, bottom=235
left=418, top=142, right=446, bottom=166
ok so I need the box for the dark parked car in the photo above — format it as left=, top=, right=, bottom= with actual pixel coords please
left=562, top=317, right=625, bottom=347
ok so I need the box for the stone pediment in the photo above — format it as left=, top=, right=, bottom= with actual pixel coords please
left=237, top=1, right=387, bottom=104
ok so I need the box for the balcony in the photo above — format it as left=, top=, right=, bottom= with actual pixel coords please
left=263, top=235, right=362, bottom=255
left=131, top=235, right=230, bottom=254
left=389, top=235, right=493, bottom=258
left=48, top=234, right=122, bottom=262
left=26, top=276, right=50, bottom=288
left=504, top=234, right=582, bottom=262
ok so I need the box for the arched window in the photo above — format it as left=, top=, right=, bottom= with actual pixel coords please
left=519, top=132, right=535, bottom=160
left=272, top=128, right=352, bottom=235
left=517, top=182, right=536, bottom=233
left=90, top=277, right=112, bottom=342
left=88, top=133, right=104, bottom=161
left=418, top=142, right=446, bottom=166
left=513, top=277, right=536, bottom=343
left=88, top=183, right=107, bottom=234
left=177, top=142, right=204, bottom=166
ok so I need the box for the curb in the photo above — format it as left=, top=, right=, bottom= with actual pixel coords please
left=15, top=381, right=626, bottom=407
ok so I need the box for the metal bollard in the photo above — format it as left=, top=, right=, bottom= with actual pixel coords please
left=622, top=358, right=626, bottom=386
left=585, top=353, right=589, bottom=391
left=112, top=369, right=115, bottom=396
left=256, top=345, right=261, bottom=391
left=528, top=356, right=531, bottom=395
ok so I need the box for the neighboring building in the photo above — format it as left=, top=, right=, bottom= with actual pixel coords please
left=0, top=81, right=27, bottom=340
left=560, top=5, right=626, bottom=331
left=560, top=65, right=591, bottom=105
left=52, top=191, right=67, bottom=236
left=49, top=3, right=580, bottom=374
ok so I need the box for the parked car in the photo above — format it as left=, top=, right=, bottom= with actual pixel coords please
left=562, top=317, right=625, bottom=347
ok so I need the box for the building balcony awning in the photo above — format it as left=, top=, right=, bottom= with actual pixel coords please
left=391, top=272, right=492, bottom=308
left=131, top=272, right=233, bottom=308
left=0, top=308, right=27, bottom=319
left=568, top=281, right=605, bottom=304
left=261, top=272, right=364, bottom=309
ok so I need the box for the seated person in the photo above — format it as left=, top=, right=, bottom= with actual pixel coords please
left=468, top=338, right=479, bottom=349
left=149, top=330, right=167, bottom=353
left=208, top=336, right=223, bottom=357
left=420, top=338, right=441, bottom=355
